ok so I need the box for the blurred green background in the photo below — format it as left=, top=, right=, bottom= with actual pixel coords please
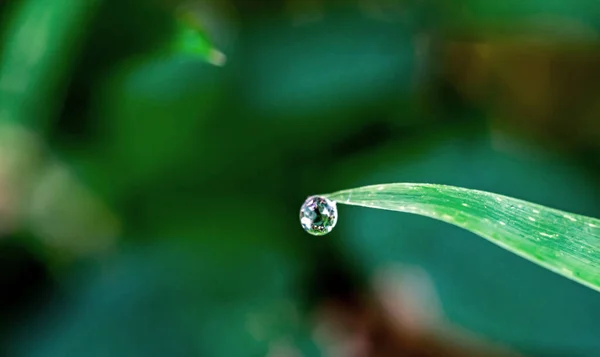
left=1, top=0, right=600, bottom=356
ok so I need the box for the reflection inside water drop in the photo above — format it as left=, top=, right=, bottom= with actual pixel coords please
left=299, top=196, right=337, bottom=236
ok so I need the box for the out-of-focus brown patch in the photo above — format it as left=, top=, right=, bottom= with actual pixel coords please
left=313, top=291, right=521, bottom=357
left=443, top=39, right=600, bottom=151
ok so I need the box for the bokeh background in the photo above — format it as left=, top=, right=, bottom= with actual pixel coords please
left=1, top=0, right=600, bottom=356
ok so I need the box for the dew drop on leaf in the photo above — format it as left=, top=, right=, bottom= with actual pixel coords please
left=299, top=196, right=337, bottom=236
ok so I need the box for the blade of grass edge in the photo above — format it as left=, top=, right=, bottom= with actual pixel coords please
left=323, top=183, right=600, bottom=293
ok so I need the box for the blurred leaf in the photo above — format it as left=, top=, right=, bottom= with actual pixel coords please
left=446, top=0, right=600, bottom=40
left=171, top=10, right=226, bottom=66
left=221, top=9, right=422, bottom=178
left=239, top=11, right=417, bottom=121
left=0, top=0, right=102, bottom=244
left=83, top=56, right=224, bottom=194
left=51, top=0, right=229, bottom=200
left=7, top=238, right=319, bottom=357
left=54, top=0, right=191, bottom=146
left=0, top=0, right=99, bottom=131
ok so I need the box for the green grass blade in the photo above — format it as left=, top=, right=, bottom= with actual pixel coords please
left=323, top=183, right=600, bottom=292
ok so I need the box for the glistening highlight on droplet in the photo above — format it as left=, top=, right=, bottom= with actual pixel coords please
left=299, top=196, right=338, bottom=236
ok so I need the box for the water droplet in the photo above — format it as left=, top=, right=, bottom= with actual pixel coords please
left=299, top=196, right=338, bottom=236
